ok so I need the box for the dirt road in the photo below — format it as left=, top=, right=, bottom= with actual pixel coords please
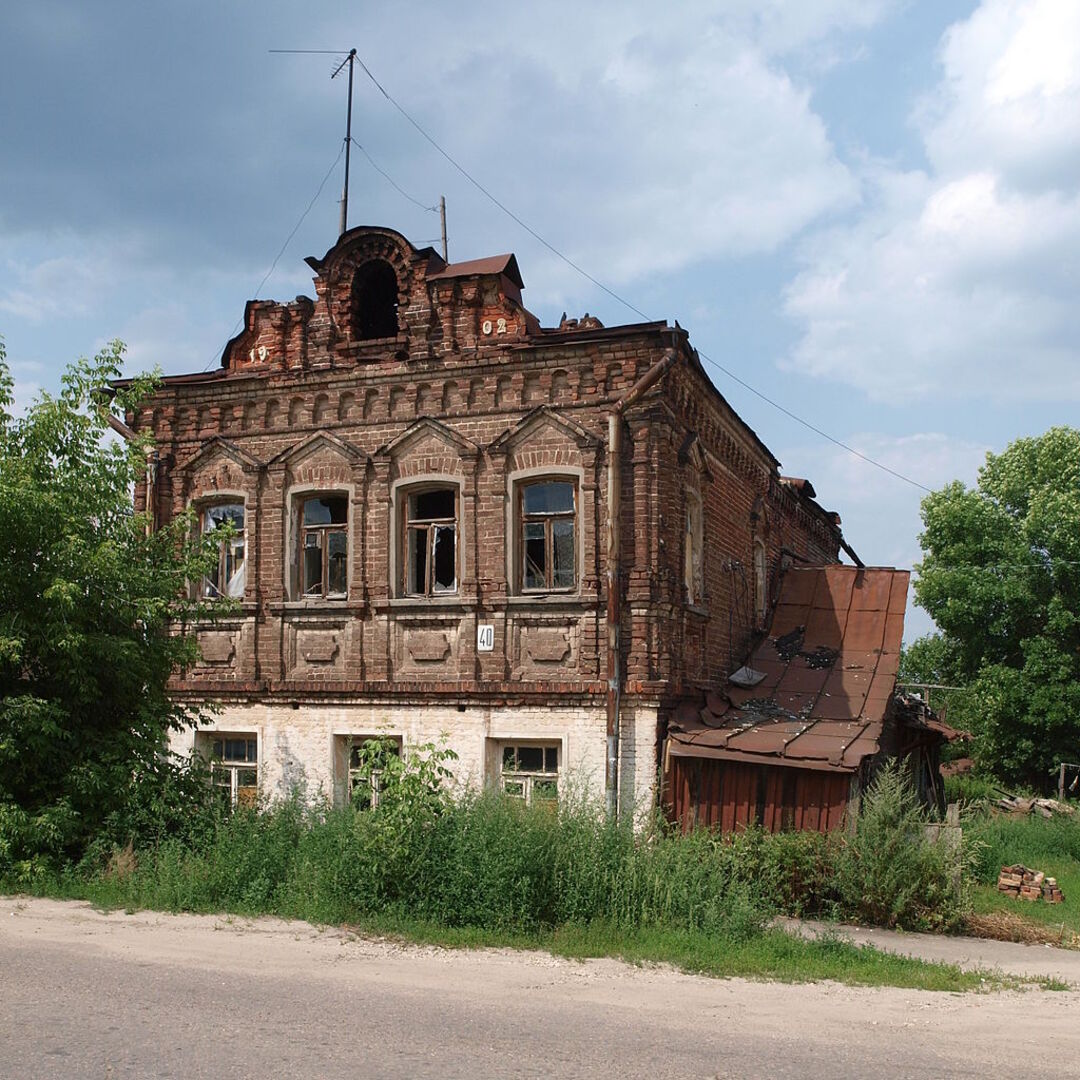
left=3, top=897, right=1079, bottom=1079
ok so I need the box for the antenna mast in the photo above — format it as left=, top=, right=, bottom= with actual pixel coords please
left=332, top=49, right=357, bottom=237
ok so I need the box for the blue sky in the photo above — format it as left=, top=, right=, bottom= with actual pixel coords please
left=3, top=0, right=1079, bottom=640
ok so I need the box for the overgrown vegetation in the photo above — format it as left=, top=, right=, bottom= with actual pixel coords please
left=0, top=340, right=221, bottom=878
left=907, top=427, right=1080, bottom=790
left=4, top=756, right=985, bottom=987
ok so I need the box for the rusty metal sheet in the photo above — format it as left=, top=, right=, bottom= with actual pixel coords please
left=427, top=253, right=523, bottom=287
left=670, top=565, right=915, bottom=775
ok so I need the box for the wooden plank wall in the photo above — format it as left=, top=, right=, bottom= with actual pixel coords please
left=668, top=758, right=851, bottom=834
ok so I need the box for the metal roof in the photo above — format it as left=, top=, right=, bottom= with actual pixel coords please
left=669, top=565, right=909, bottom=773
left=427, top=253, right=524, bottom=289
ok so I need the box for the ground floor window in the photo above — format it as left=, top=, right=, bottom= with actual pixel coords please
left=498, top=742, right=559, bottom=805
left=336, top=735, right=402, bottom=809
left=201, top=734, right=258, bottom=807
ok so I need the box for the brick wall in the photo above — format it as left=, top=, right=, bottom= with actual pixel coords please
left=133, top=225, right=841, bottom=806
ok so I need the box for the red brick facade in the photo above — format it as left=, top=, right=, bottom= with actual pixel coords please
left=128, top=225, right=841, bottom=806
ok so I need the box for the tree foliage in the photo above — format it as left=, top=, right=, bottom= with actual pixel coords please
left=911, top=427, right=1080, bottom=788
left=0, top=339, right=217, bottom=875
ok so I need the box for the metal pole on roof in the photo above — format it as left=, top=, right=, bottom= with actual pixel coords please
left=439, top=196, right=448, bottom=262
left=333, top=49, right=357, bottom=237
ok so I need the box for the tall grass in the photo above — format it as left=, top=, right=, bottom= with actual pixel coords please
left=38, top=764, right=968, bottom=936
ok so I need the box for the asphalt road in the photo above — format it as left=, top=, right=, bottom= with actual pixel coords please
left=3, top=898, right=1080, bottom=1079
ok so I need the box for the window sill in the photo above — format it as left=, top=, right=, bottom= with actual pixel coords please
left=270, top=599, right=364, bottom=615
left=686, top=603, right=710, bottom=618
left=506, top=594, right=594, bottom=608
left=386, top=595, right=473, bottom=610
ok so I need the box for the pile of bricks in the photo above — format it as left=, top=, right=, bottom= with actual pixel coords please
left=997, top=864, right=1065, bottom=903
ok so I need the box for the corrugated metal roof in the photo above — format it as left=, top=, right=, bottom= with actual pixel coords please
left=669, top=565, right=909, bottom=773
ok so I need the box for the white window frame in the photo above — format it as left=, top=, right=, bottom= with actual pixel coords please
left=498, top=741, right=560, bottom=805
left=200, top=733, right=258, bottom=807
left=196, top=499, right=247, bottom=600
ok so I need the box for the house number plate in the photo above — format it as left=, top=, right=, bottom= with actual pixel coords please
left=477, top=624, right=495, bottom=652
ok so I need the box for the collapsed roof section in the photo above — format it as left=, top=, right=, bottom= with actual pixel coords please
left=670, top=566, right=917, bottom=773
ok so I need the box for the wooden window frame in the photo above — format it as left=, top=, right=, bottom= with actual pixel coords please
left=518, top=479, right=577, bottom=593
left=401, top=485, right=459, bottom=597
left=298, top=494, right=349, bottom=600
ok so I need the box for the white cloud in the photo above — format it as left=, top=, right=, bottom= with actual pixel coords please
left=784, top=0, right=1080, bottom=402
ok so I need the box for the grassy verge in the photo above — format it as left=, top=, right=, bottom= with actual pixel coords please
left=963, top=812, right=1080, bottom=944
left=5, top=883, right=1015, bottom=992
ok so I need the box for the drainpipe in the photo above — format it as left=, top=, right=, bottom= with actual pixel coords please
left=606, top=346, right=678, bottom=818
left=107, top=414, right=158, bottom=536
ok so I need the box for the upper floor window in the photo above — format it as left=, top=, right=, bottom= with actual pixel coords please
left=520, top=480, right=576, bottom=592
left=200, top=502, right=245, bottom=599
left=403, top=487, right=458, bottom=596
left=684, top=491, right=703, bottom=606
left=754, top=539, right=768, bottom=623
left=300, top=495, right=348, bottom=599
left=352, top=259, right=399, bottom=340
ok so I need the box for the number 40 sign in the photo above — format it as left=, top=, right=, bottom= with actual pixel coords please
left=477, top=624, right=495, bottom=652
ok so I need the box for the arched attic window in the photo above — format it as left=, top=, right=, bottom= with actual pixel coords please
left=351, top=259, right=399, bottom=340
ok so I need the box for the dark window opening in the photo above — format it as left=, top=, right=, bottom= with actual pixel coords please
left=352, top=260, right=399, bottom=340
left=404, top=487, right=457, bottom=595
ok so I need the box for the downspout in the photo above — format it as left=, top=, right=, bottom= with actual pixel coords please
left=606, top=346, right=679, bottom=818
left=107, top=414, right=158, bottom=536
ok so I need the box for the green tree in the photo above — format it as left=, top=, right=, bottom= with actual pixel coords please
left=913, top=427, right=1080, bottom=789
left=0, top=338, right=218, bottom=876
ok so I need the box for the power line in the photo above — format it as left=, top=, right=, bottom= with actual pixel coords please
left=350, top=53, right=934, bottom=495
left=202, top=143, right=343, bottom=372
left=350, top=138, right=437, bottom=214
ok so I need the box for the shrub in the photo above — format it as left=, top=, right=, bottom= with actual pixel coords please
left=834, top=764, right=969, bottom=931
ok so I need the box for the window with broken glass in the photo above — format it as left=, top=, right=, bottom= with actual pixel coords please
left=520, top=480, right=576, bottom=592
left=403, top=487, right=457, bottom=596
left=200, top=502, right=246, bottom=599
left=500, top=743, right=559, bottom=805
left=207, top=735, right=258, bottom=808
left=300, top=495, right=348, bottom=599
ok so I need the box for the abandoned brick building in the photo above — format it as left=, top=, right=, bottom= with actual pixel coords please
left=123, top=223, right=907, bottom=821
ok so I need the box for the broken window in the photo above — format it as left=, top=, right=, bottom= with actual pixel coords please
left=499, top=742, right=559, bottom=805
left=352, top=259, right=399, bottom=340
left=403, top=487, right=458, bottom=596
left=203, top=734, right=258, bottom=808
left=300, top=495, right=348, bottom=599
left=684, top=491, right=703, bottom=606
left=200, top=502, right=246, bottom=599
left=520, top=480, right=576, bottom=592
left=339, top=735, right=402, bottom=810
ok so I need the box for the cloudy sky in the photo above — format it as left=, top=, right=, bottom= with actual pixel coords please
left=3, top=0, right=1078, bottom=639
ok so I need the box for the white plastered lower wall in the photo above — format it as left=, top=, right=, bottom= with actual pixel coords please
left=168, top=700, right=660, bottom=813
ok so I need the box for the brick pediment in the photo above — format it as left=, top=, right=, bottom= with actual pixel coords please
left=177, top=437, right=262, bottom=478
left=376, top=417, right=479, bottom=461
left=268, top=431, right=368, bottom=471
left=488, top=406, right=602, bottom=455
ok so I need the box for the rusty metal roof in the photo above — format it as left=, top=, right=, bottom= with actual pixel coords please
left=427, top=254, right=524, bottom=289
left=669, top=565, right=909, bottom=773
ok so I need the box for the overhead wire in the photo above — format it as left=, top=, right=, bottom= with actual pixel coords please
left=350, top=138, right=437, bottom=214
left=351, top=52, right=934, bottom=494
left=202, top=143, right=344, bottom=371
